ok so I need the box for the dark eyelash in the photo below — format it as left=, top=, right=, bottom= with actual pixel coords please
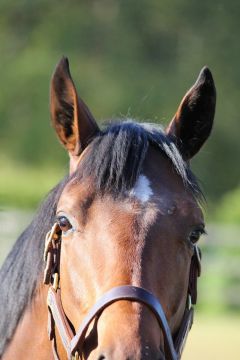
left=196, top=224, right=207, bottom=236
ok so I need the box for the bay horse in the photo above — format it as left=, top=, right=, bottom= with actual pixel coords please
left=0, top=58, right=216, bottom=360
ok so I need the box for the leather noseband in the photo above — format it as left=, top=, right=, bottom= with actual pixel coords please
left=44, top=223, right=201, bottom=360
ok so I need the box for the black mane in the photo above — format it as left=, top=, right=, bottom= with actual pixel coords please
left=75, top=121, right=202, bottom=198
left=0, top=120, right=202, bottom=354
left=0, top=178, right=67, bottom=354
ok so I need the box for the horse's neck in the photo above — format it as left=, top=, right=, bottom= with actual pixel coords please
left=2, top=284, right=53, bottom=360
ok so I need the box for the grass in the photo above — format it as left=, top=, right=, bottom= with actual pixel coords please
left=183, top=314, right=240, bottom=359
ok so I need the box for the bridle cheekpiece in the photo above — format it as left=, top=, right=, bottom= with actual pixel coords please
left=43, top=223, right=201, bottom=360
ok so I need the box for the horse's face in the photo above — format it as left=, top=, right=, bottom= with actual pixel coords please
left=50, top=58, right=216, bottom=359
left=57, top=149, right=203, bottom=358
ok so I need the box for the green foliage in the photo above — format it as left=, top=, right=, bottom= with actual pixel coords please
left=0, top=156, right=64, bottom=208
left=214, top=186, right=240, bottom=223
left=0, top=0, right=239, bottom=208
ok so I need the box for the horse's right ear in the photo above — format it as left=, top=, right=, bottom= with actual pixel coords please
left=50, top=57, right=99, bottom=157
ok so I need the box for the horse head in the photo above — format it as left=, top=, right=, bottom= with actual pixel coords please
left=45, top=57, right=216, bottom=360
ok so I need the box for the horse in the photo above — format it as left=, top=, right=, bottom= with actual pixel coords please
left=0, top=57, right=216, bottom=360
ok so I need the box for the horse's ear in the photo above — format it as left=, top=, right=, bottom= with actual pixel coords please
left=50, top=57, right=99, bottom=156
left=166, top=67, right=216, bottom=160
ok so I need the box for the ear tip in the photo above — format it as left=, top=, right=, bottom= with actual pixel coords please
left=57, top=56, right=69, bottom=71
left=59, top=56, right=69, bottom=68
left=200, top=65, right=213, bottom=78
left=53, top=56, right=70, bottom=78
left=196, top=66, right=215, bottom=87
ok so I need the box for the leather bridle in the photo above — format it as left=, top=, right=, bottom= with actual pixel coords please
left=43, top=222, right=201, bottom=360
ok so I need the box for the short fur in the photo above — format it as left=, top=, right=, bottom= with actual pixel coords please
left=0, top=120, right=202, bottom=355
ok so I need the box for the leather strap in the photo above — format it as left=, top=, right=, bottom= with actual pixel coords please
left=188, top=246, right=201, bottom=305
left=47, top=288, right=74, bottom=354
left=47, top=285, right=179, bottom=360
left=44, top=223, right=201, bottom=360
left=71, top=286, right=178, bottom=360
left=47, top=285, right=197, bottom=360
left=173, top=300, right=194, bottom=357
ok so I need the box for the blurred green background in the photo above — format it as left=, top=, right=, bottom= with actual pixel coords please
left=0, top=1, right=239, bottom=358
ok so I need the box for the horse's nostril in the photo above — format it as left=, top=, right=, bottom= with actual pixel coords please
left=98, top=356, right=106, bottom=360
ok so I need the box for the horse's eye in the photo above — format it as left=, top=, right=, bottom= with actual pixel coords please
left=57, top=216, right=72, bottom=233
left=189, top=228, right=205, bottom=244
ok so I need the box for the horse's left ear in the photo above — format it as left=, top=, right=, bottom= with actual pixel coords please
left=166, top=67, right=216, bottom=160
left=50, top=57, right=99, bottom=156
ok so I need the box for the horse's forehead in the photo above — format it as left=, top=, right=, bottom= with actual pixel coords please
left=59, top=145, right=199, bottom=218
left=59, top=174, right=201, bottom=222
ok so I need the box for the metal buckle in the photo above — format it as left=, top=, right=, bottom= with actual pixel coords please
left=72, top=351, right=80, bottom=360
left=43, top=223, right=61, bottom=285
left=187, top=294, right=192, bottom=310
left=53, top=273, right=59, bottom=291
left=44, top=222, right=59, bottom=261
